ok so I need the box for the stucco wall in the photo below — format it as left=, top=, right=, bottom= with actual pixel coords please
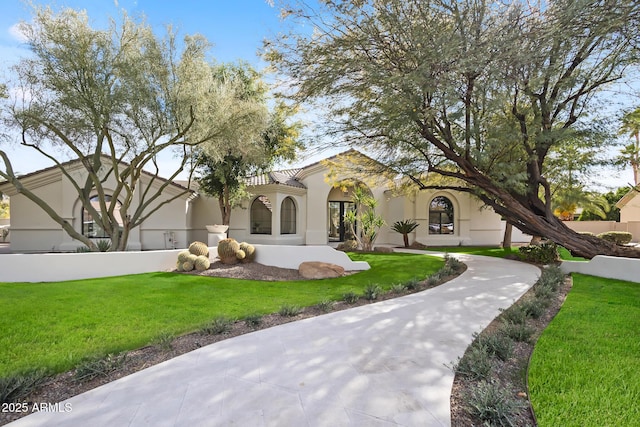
left=0, top=245, right=369, bottom=283
left=620, top=194, right=640, bottom=223
left=561, top=255, right=640, bottom=283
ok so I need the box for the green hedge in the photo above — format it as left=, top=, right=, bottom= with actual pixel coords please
left=596, top=231, right=633, bottom=245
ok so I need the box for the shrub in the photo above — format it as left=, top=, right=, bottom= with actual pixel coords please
left=519, top=298, right=548, bottom=319
left=96, top=239, right=112, bottom=252
left=426, top=274, right=440, bottom=287
left=472, top=332, right=514, bottom=362
left=392, top=219, right=419, bottom=247
left=500, top=321, right=535, bottom=343
left=404, top=277, right=422, bottom=290
left=499, top=305, right=528, bottom=325
left=279, top=304, right=302, bottom=317
left=450, top=346, right=493, bottom=381
left=154, top=331, right=174, bottom=350
left=444, top=254, right=465, bottom=273
left=518, top=241, right=559, bottom=264
left=0, top=370, right=47, bottom=404
left=342, top=291, right=359, bottom=304
left=74, top=353, right=127, bottom=382
left=316, top=298, right=334, bottom=313
left=363, top=284, right=382, bottom=300
left=201, top=316, right=233, bottom=334
left=597, top=231, right=633, bottom=245
left=244, top=313, right=262, bottom=328
left=390, top=283, right=407, bottom=293
left=465, top=379, right=524, bottom=427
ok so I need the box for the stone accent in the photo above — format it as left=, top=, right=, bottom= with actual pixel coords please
left=298, top=261, right=345, bottom=279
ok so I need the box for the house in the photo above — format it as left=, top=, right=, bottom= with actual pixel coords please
left=0, top=151, right=505, bottom=252
left=616, top=188, right=640, bottom=223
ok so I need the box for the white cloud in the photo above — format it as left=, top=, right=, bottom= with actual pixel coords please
left=7, top=23, right=27, bottom=43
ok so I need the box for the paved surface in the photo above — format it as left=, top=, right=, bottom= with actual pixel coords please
left=9, top=252, right=540, bottom=427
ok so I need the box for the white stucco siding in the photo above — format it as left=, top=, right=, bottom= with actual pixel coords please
left=620, top=195, right=640, bottom=223
left=301, top=172, right=332, bottom=245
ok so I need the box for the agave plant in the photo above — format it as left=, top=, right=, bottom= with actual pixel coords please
left=392, top=219, right=419, bottom=247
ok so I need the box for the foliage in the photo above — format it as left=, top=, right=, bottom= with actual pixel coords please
left=0, top=370, right=47, bottom=404
left=344, top=186, right=385, bottom=251
left=391, top=219, right=419, bottom=247
left=471, top=332, right=514, bottom=362
left=201, top=316, right=234, bottom=335
left=154, top=331, right=175, bottom=351
left=517, top=241, right=559, bottom=264
left=74, top=353, right=127, bottom=382
left=278, top=303, right=302, bottom=317
left=450, top=346, right=493, bottom=381
left=267, top=0, right=640, bottom=259
left=0, top=253, right=444, bottom=377
left=617, top=107, right=640, bottom=186
left=0, top=6, right=245, bottom=251
left=597, top=231, right=633, bottom=245
left=465, top=380, right=524, bottom=427
left=316, top=298, right=334, bottom=313
left=195, top=63, right=303, bottom=226
left=579, top=187, right=628, bottom=221
left=529, top=274, right=640, bottom=426
left=342, top=291, right=359, bottom=304
left=362, top=283, right=382, bottom=301
left=244, top=313, right=263, bottom=328
left=95, top=239, right=112, bottom=252
left=0, top=197, right=8, bottom=219
left=499, top=321, right=535, bottom=343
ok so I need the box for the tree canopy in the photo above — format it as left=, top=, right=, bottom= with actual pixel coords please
left=267, top=0, right=640, bottom=258
left=0, top=6, right=250, bottom=251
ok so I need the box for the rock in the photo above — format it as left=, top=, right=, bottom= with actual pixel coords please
left=373, top=246, right=394, bottom=253
left=298, top=261, right=345, bottom=279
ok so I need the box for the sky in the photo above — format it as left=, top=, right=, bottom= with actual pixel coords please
left=0, top=0, right=637, bottom=190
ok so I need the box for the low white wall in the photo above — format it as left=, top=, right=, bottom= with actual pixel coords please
left=0, top=245, right=369, bottom=283
left=561, top=255, right=640, bottom=283
left=252, top=244, right=370, bottom=271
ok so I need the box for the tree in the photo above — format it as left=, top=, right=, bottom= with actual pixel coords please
left=579, top=187, right=629, bottom=221
left=344, top=186, right=385, bottom=252
left=0, top=6, right=242, bottom=251
left=618, top=107, right=640, bottom=186
left=267, top=0, right=640, bottom=258
left=392, top=219, right=419, bottom=248
left=196, top=63, right=303, bottom=226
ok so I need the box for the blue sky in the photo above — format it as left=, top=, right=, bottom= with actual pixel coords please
left=0, top=1, right=636, bottom=189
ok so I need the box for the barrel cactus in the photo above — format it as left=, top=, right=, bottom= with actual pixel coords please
left=182, top=261, right=195, bottom=271
left=194, top=255, right=211, bottom=271
left=236, top=249, right=246, bottom=261
left=218, top=238, right=241, bottom=264
left=239, top=242, right=256, bottom=263
left=189, top=241, right=209, bottom=257
left=176, top=261, right=184, bottom=272
left=177, top=250, right=191, bottom=263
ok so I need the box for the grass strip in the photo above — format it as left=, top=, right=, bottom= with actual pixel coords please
left=528, top=274, right=640, bottom=426
left=0, top=252, right=442, bottom=377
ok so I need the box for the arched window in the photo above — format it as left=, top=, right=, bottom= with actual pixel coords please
left=251, top=195, right=272, bottom=234
left=280, top=197, right=296, bottom=234
left=82, top=195, right=123, bottom=238
left=429, top=196, right=454, bottom=235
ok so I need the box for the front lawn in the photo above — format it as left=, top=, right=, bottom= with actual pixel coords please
left=0, top=252, right=443, bottom=378
left=528, top=274, right=640, bottom=426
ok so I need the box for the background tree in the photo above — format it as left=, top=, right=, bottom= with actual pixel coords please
left=267, top=0, right=640, bottom=258
left=0, top=6, right=241, bottom=251
left=617, top=107, right=640, bottom=186
left=196, top=63, right=303, bottom=226
left=579, top=187, right=629, bottom=221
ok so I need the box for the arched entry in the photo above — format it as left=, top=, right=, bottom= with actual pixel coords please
left=327, top=183, right=372, bottom=242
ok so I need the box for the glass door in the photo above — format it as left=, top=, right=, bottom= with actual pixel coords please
left=328, top=201, right=356, bottom=242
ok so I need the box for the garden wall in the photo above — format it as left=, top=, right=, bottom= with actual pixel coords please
left=561, top=255, right=640, bottom=283
left=0, top=245, right=369, bottom=283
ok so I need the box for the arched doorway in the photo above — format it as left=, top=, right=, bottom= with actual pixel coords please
left=327, top=183, right=372, bottom=242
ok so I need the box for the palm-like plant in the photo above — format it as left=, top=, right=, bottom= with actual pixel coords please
left=392, top=219, right=419, bottom=247
left=619, top=108, right=640, bottom=186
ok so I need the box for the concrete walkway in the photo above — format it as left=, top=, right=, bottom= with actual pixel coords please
left=9, top=253, right=540, bottom=427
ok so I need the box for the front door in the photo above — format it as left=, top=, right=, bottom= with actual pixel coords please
left=328, top=201, right=355, bottom=242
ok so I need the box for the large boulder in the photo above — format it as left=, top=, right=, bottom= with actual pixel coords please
left=298, top=261, right=345, bottom=279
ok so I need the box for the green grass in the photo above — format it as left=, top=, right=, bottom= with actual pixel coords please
left=557, top=246, right=587, bottom=261
left=528, top=274, right=640, bottom=426
left=0, top=252, right=443, bottom=378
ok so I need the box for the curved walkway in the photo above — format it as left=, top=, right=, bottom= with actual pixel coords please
left=9, top=252, right=540, bottom=427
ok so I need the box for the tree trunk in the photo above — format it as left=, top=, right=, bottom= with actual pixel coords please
left=502, top=222, right=512, bottom=249
left=403, top=233, right=410, bottom=248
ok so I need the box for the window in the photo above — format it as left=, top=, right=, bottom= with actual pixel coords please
left=251, top=195, right=272, bottom=234
left=82, top=195, right=123, bottom=238
left=280, top=197, right=296, bottom=235
left=429, top=196, right=454, bottom=235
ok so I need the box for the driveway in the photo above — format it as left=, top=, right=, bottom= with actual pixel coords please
left=8, top=252, right=540, bottom=427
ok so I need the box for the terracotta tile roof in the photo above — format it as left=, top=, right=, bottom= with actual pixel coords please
left=245, top=169, right=306, bottom=189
